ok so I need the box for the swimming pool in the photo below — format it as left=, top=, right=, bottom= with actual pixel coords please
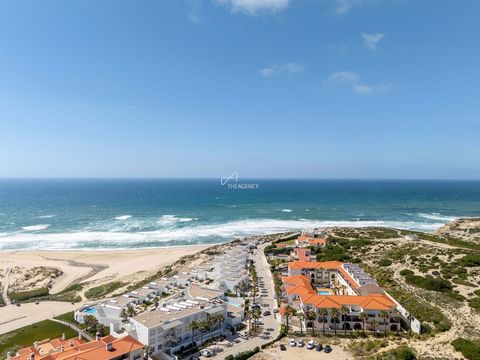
left=84, top=307, right=97, bottom=315
left=317, top=291, right=330, bottom=295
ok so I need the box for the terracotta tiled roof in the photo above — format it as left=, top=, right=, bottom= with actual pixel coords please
left=288, top=260, right=343, bottom=270
left=10, top=335, right=143, bottom=360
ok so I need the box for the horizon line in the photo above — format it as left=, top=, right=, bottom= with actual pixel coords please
left=1, top=177, right=480, bottom=181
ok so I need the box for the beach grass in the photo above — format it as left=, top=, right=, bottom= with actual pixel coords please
left=53, top=311, right=77, bottom=324
left=8, top=287, right=49, bottom=303
left=0, top=320, right=77, bottom=358
left=84, top=281, right=125, bottom=299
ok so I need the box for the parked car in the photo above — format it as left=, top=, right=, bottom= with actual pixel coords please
left=190, top=357, right=200, bottom=360
left=289, top=338, right=296, bottom=347
left=298, top=339, right=305, bottom=347
left=307, top=340, right=315, bottom=350
left=266, top=327, right=274, bottom=332
left=200, top=349, right=212, bottom=357
left=315, top=344, right=323, bottom=352
left=273, top=308, right=279, bottom=313
left=324, top=345, right=332, bottom=353
left=279, top=344, right=287, bottom=351
left=263, top=310, right=271, bottom=316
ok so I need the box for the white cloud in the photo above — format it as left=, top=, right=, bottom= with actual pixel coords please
left=260, top=62, right=304, bottom=77
left=333, top=0, right=381, bottom=15
left=328, top=71, right=360, bottom=84
left=188, top=0, right=205, bottom=24
left=328, top=71, right=389, bottom=96
left=214, top=0, right=290, bottom=15
left=362, top=33, right=384, bottom=50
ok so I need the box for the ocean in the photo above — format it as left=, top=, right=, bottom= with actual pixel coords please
left=0, top=179, right=480, bottom=251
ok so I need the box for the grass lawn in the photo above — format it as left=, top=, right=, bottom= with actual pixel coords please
left=53, top=311, right=77, bottom=324
left=0, top=320, right=78, bottom=358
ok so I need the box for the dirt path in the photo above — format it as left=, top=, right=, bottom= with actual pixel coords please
left=1, top=267, right=12, bottom=305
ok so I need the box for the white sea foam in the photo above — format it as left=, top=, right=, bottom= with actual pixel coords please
left=115, top=215, right=132, bottom=220
left=37, top=214, right=55, bottom=219
left=158, top=215, right=195, bottom=226
left=280, top=209, right=293, bottom=213
left=417, top=213, right=457, bottom=222
left=0, top=218, right=448, bottom=251
left=22, top=224, right=50, bottom=231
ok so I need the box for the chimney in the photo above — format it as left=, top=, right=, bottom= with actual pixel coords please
left=78, top=332, right=82, bottom=340
left=60, top=345, right=64, bottom=352
left=33, top=342, right=38, bottom=350
left=29, top=353, right=35, bottom=360
left=61, top=333, right=65, bottom=340
left=7, top=352, right=11, bottom=360
left=106, top=343, right=113, bottom=351
left=96, top=332, right=101, bottom=341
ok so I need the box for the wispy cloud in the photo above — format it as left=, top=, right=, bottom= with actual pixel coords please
left=187, top=0, right=205, bottom=24
left=362, top=33, right=384, bottom=50
left=213, top=0, right=290, bottom=16
left=260, top=62, right=304, bottom=77
left=328, top=71, right=390, bottom=95
left=333, top=0, right=382, bottom=15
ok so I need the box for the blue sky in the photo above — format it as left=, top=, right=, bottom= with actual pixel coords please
left=1, top=0, right=479, bottom=179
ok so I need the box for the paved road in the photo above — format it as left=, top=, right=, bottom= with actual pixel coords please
left=211, top=242, right=281, bottom=359
left=1, top=268, right=12, bottom=306
left=51, top=318, right=94, bottom=341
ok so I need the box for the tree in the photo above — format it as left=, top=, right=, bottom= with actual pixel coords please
left=252, top=307, right=262, bottom=332
left=369, top=319, right=379, bottom=334
left=297, top=312, right=305, bottom=335
left=83, top=315, right=99, bottom=335
left=188, top=320, right=199, bottom=348
left=120, top=308, right=129, bottom=322
left=306, top=310, right=317, bottom=335
left=393, top=309, right=401, bottom=336
left=359, top=312, right=368, bottom=336
left=331, top=308, right=339, bottom=336
left=319, top=308, right=328, bottom=335
left=246, top=309, right=253, bottom=335
left=143, top=344, right=153, bottom=360
left=215, top=314, right=225, bottom=338
left=198, top=320, right=207, bottom=345
left=126, top=305, right=136, bottom=318
left=380, top=310, right=389, bottom=337
left=153, top=296, right=159, bottom=309
left=284, top=306, right=295, bottom=335
left=341, top=305, right=349, bottom=336
left=206, top=314, right=215, bottom=340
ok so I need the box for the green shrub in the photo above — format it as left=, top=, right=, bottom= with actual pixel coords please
left=84, top=282, right=124, bottom=299
left=404, top=274, right=453, bottom=292
left=458, top=254, right=480, bottom=267
left=400, top=269, right=414, bottom=276
left=451, top=338, right=480, bottom=360
left=378, top=259, right=392, bottom=267
left=469, top=297, right=480, bottom=309
left=9, top=287, right=49, bottom=302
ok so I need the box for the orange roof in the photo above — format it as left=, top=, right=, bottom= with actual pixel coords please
left=294, top=248, right=311, bottom=261
left=279, top=306, right=287, bottom=315
left=309, top=238, right=327, bottom=245
left=288, top=260, right=343, bottom=270
left=11, top=335, right=143, bottom=360
left=337, top=266, right=360, bottom=289
left=299, top=293, right=395, bottom=310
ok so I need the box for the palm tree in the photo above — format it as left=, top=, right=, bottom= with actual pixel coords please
left=188, top=320, right=199, bottom=348
left=306, top=309, right=316, bottom=335
left=284, top=306, right=295, bottom=335
left=126, top=305, right=136, bottom=318
left=393, top=309, right=401, bottom=336
left=246, top=309, right=253, bottom=335
left=153, top=296, right=159, bottom=309
left=380, top=310, right=389, bottom=337
left=369, top=319, right=379, bottom=334
left=206, top=314, right=215, bottom=340
left=331, top=308, right=339, bottom=336
left=120, top=308, right=129, bottom=322
left=215, top=314, right=225, bottom=338
left=297, top=312, right=305, bottom=335
left=319, top=308, right=328, bottom=335
left=341, top=305, right=349, bottom=336
left=198, top=320, right=207, bottom=345
left=407, top=313, right=414, bottom=336
left=359, top=312, right=368, bottom=336
left=252, top=307, right=262, bottom=331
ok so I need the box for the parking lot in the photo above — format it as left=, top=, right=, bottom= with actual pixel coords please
left=252, top=338, right=354, bottom=360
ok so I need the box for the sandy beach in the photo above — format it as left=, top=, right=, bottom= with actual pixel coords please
left=0, top=246, right=209, bottom=334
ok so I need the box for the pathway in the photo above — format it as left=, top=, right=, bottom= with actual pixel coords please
left=51, top=318, right=94, bottom=341
left=2, top=268, right=12, bottom=306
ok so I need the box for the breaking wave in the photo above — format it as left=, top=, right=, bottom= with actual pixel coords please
left=22, top=224, right=50, bottom=231
left=0, top=218, right=447, bottom=251
left=417, top=213, right=458, bottom=222
left=115, top=215, right=132, bottom=220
